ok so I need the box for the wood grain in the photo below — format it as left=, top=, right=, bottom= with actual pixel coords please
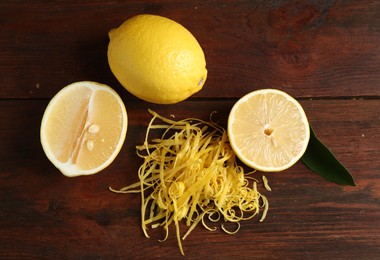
left=0, top=99, right=379, bottom=258
left=1, top=1, right=380, bottom=99
left=0, top=0, right=379, bottom=259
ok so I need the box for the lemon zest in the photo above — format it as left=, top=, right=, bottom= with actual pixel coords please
left=262, top=175, right=272, bottom=192
left=221, top=222, right=240, bottom=235
left=111, top=110, right=269, bottom=255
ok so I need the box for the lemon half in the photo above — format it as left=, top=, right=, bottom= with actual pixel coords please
left=40, top=81, right=128, bottom=177
left=228, top=89, right=310, bottom=172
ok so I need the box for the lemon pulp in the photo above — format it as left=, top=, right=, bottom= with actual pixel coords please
left=40, top=81, right=128, bottom=177
left=228, top=89, right=310, bottom=172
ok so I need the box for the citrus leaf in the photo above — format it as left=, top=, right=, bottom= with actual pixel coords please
left=301, top=127, right=356, bottom=186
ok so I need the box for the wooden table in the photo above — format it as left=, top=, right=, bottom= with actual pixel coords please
left=1, top=1, right=379, bottom=259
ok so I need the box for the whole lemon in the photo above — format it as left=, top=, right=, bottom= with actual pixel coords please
left=107, top=14, right=207, bottom=104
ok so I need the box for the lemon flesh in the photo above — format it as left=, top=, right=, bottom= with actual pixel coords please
left=107, top=14, right=207, bottom=104
left=40, top=81, right=128, bottom=177
left=228, top=89, right=310, bottom=172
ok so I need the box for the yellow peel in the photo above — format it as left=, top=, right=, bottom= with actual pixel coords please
left=111, top=110, right=269, bottom=255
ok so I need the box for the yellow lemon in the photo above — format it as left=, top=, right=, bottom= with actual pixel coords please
left=40, top=81, right=128, bottom=177
left=107, top=14, right=207, bottom=104
left=228, top=89, right=310, bottom=172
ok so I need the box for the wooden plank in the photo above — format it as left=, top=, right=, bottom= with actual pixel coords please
left=0, top=99, right=379, bottom=258
left=1, top=1, right=380, bottom=99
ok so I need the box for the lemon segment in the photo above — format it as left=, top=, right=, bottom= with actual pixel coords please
left=40, top=81, right=128, bottom=177
left=107, top=14, right=207, bottom=104
left=228, top=89, right=310, bottom=172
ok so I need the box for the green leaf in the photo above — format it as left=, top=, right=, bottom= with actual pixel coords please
left=301, top=127, right=356, bottom=186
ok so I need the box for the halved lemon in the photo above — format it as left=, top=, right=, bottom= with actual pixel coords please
left=40, top=81, right=128, bottom=177
left=228, top=89, right=310, bottom=172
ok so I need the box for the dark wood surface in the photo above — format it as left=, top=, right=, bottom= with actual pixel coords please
left=1, top=1, right=379, bottom=259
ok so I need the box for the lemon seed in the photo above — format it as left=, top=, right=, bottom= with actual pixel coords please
left=86, top=140, right=94, bottom=151
left=88, top=124, right=100, bottom=134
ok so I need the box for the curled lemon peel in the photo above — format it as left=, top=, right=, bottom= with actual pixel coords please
left=221, top=222, right=240, bottom=235
left=262, top=175, right=272, bottom=192
left=111, top=110, right=269, bottom=255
